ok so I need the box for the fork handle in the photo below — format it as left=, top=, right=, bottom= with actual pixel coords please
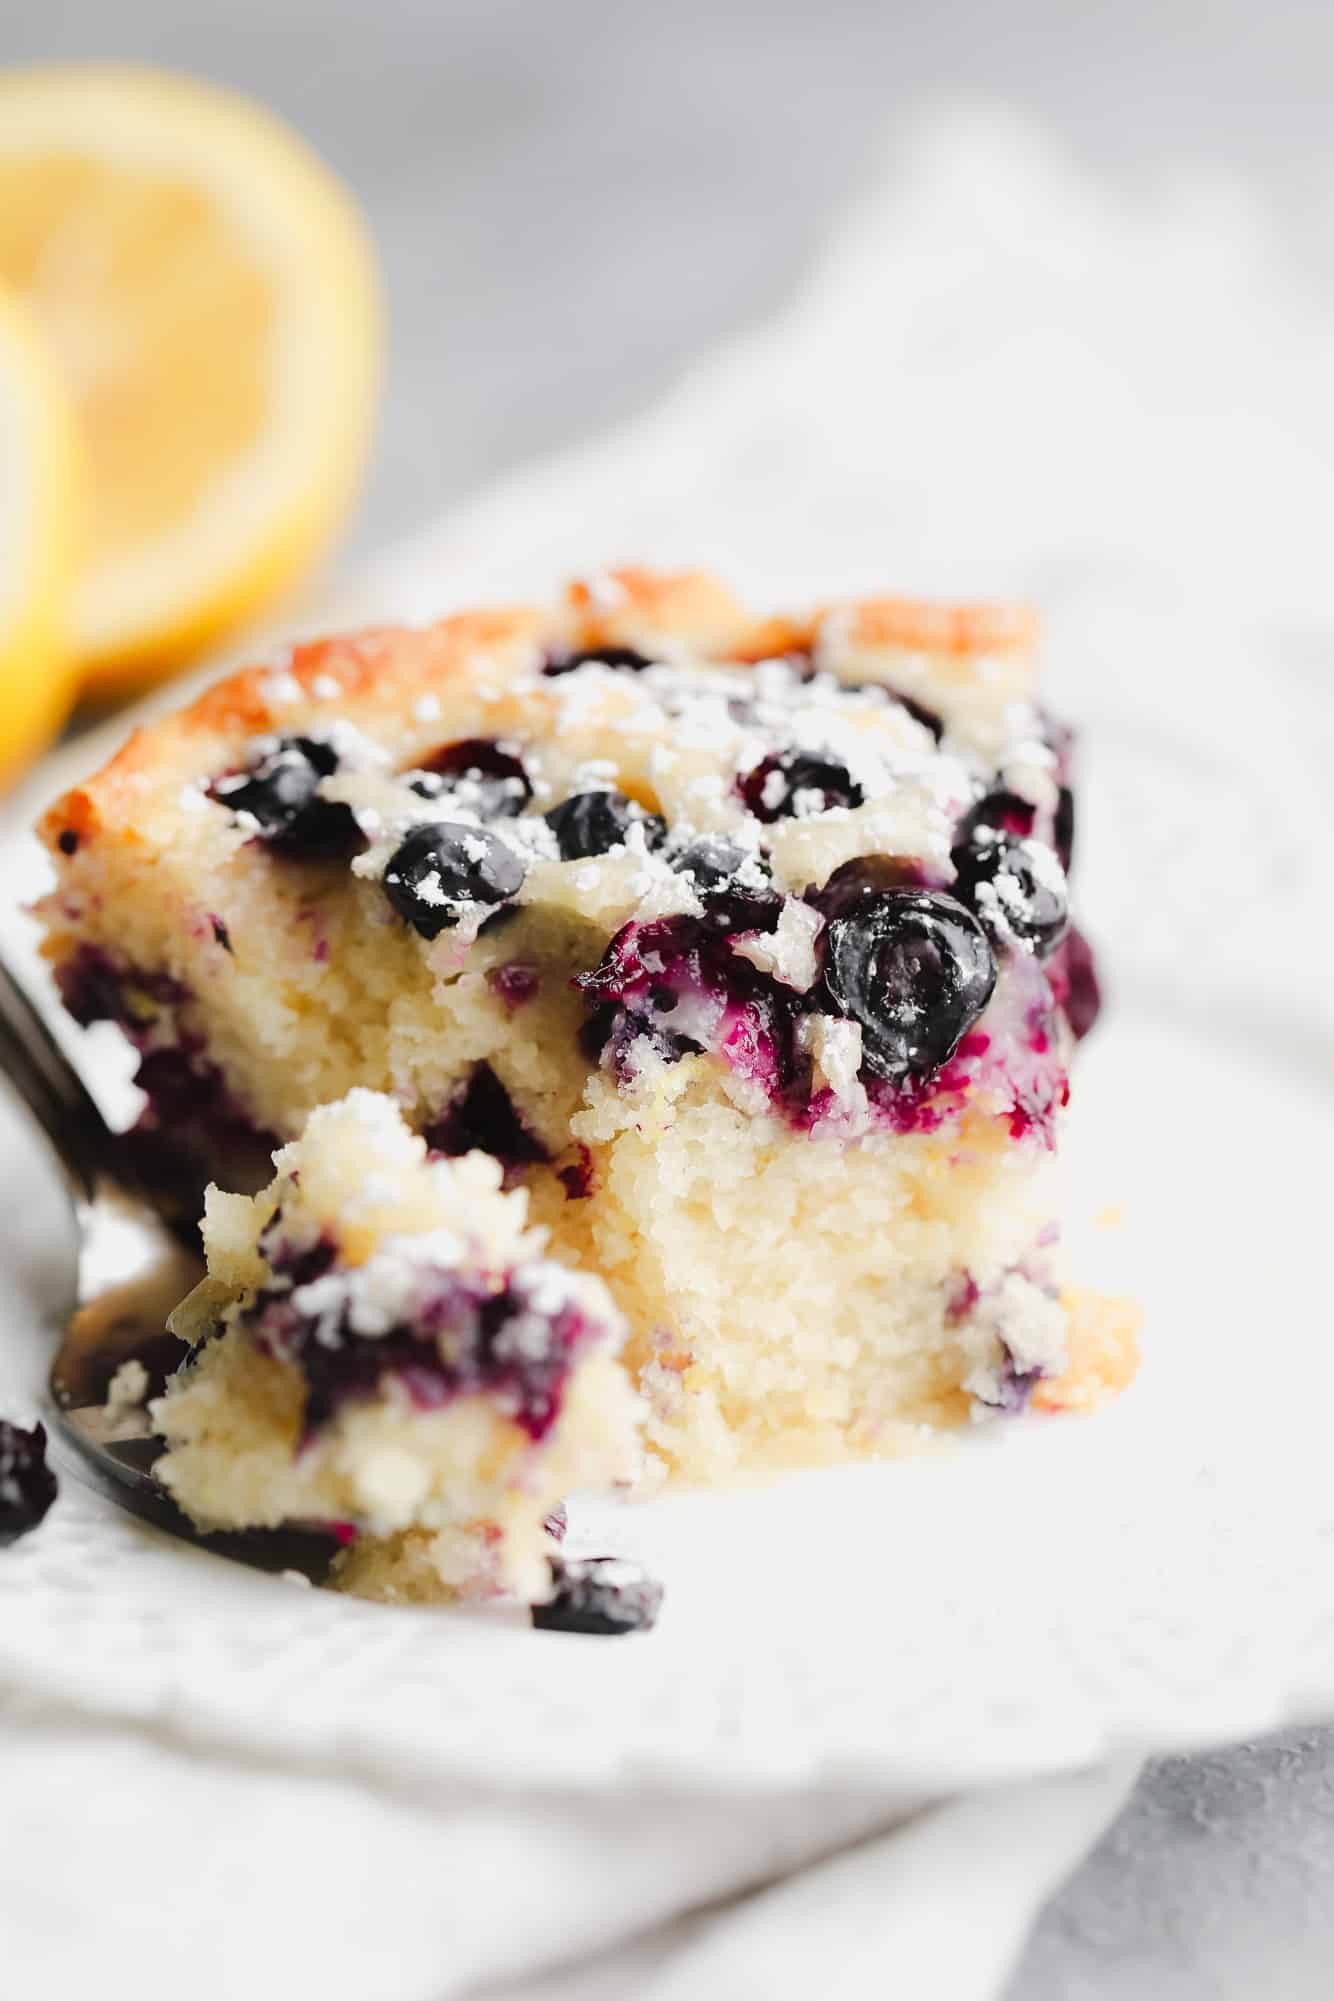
left=0, top=951, right=114, bottom=1197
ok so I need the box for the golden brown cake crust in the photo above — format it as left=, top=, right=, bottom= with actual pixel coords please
left=39, top=568, right=1037, bottom=858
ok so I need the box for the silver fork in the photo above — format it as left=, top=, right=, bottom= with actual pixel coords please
left=0, top=950, right=337, bottom=1572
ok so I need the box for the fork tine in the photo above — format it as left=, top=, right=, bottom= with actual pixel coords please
left=0, top=950, right=113, bottom=1196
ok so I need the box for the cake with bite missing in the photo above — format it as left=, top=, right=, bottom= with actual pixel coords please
left=38, top=567, right=1138, bottom=1561
left=155, top=1089, right=639, bottom=1604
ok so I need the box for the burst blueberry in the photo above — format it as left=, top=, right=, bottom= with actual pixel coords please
left=544, top=790, right=667, bottom=860
left=950, top=831, right=1068, bottom=959
left=953, top=788, right=1036, bottom=846
left=822, top=889, right=996, bottom=1079
left=531, top=1555, right=663, bottom=1635
left=406, top=738, right=533, bottom=818
left=209, top=736, right=362, bottom=858
left=812, top=853, right=930, bottom=921
left=669, top=836, right=782, bottom=931
left=382, top=823, right=527, bottom=939
left=739, top=749, right=864, bottom=822
left=0, top=1420, right=57, bottom=1546
left=1049, top=926, right=1101, bottom=1040
left=424, top=1062, right=549, bottom=1174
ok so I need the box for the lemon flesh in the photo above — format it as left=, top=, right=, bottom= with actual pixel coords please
left=0, top=290, right=81, bottom=787
left=0, top=65, right=382, bottom=694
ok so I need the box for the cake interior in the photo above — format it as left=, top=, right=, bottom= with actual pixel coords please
left=40, top=571, right=1138, bottom=1520
left=155, top=1090, right=640, bottom=1601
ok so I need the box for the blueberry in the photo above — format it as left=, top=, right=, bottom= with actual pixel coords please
left=543, top=646, right=656, bottom=678
left=383, top=823, right=527, bottom=939
left=406, top=738, right=532, bottom=819
left=544, top=790, right=667, bottom=860
left=1050, top=925, right=1101, bottom=1040
left=811, top=853, right=930, bottom=921
left=739, top=749, right=864, bottom=823
left=1054, top=785, right=1075, bottom=873
left=669, top=836, right=782, bottom=931
left=951, top=831, right=1068, bottom=959
left=0, top=1420, right=57, bottom=1546
left=252, top=1259, right=596, bottom=1442
left=822, top=889, right=996, bottom=1079
left=531, top=1555, right=663, bottom=1635
left=953, top=788, right=1037, bottom=847
left=210, top=736, right=362, bottom=858
left=424, top=1062, right=549, bottom=1172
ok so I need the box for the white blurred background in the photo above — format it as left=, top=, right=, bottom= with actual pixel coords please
left=12, top=0, right=1334, bottom=564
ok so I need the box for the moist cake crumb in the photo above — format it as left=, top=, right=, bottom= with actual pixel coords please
left=38, top=568, right=1139, bottom=1537
left=153, top=1092, right=640, bottom=1603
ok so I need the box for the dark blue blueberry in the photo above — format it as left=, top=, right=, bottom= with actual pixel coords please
left=950, top=831, right=1068, bottom=960
left=424, top=1062, right=549, bottom=1173
left=953, top=788, right=1037, bottom=847
left=1054, top=786, right=1075, bottom=873
left=0, top=1420, right=57, bottom=1546
left=1050, top=926, right=1101, bottom=1040
left=577, top=999, right=700, bottom=1076
left=261, top=1223, right=338, bottom=1289
left=252, top=1265, right=592, bottom=1441
left=209, top=736, right=363, bottom=858
left=822, top=889, right=996, bottom=1079
left=54, top=947, right=188, bottom=1033
left=383, top=823, right=527, bottom=939
left=543, top=646, right=657, bottom=678
left=810, top=853, right=931, bottom=921
left=669, top=837, right=782, bottom=932
left=406, top=738, right=532, bottom=819
left=531, top=1555, right=663, bottom=1635
left=544, top=790, right=667, bottom=860
left=739, top=749, right=864, bottom=823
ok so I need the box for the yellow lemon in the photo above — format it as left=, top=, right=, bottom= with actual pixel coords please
left=0, top=64, right=382, bottom=696
left=0, top=288, right=81, bottom=786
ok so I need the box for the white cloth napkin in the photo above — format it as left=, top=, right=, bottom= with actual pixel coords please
left=7, top=100, right=1330, bottom=1999
left=1, top=1694, right=1135, bottom=2000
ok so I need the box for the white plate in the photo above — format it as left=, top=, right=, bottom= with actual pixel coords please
left=5, top=111, right=1331, bottom=1805
left=0, top=674, right=1329, bottom=1802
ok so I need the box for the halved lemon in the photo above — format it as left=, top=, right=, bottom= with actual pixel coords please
left=0, top=64, right=382, bottom=695
left=0, top=289, right=81, bottom=786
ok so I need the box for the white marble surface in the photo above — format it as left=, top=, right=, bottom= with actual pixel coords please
left=8, top=5, right=1334, bottom=1990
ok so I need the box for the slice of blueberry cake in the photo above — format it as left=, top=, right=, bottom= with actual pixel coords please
left=154, top=1090, right=640, bottom=1602
left=39, top=568, right=1138, bottom=1482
